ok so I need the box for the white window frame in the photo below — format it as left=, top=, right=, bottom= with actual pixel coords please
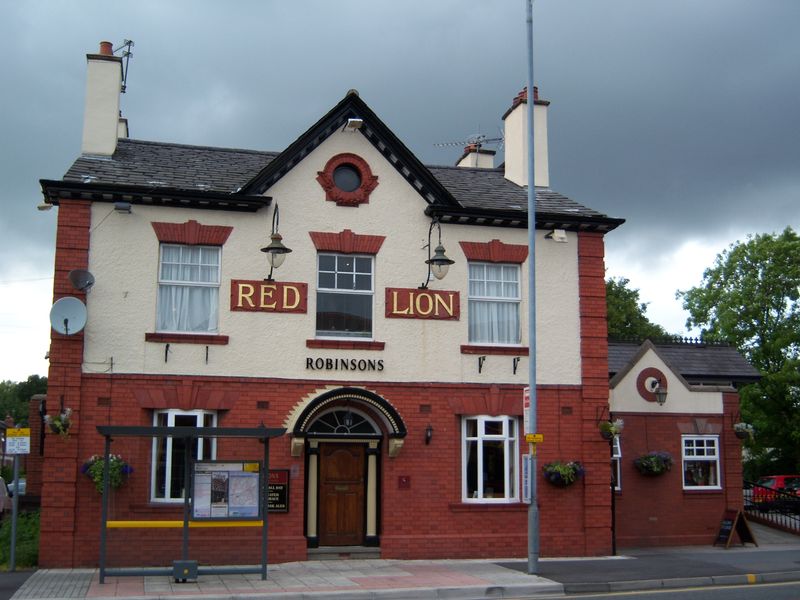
left=681, top=435, right=721, bottom=490
left=467, top=262, right=521, bottom=345
left=156, top=244, right=221, bottom=333
left=611, top=436, right=622, bottom=491
left=151, top=409, right=217, bottom=502
left=315, top=253, right=374, bottom=339
left=461, top=415, right=519, bottom=503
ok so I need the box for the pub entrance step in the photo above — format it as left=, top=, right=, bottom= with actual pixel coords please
left=308, top=546, right=381, bottom=560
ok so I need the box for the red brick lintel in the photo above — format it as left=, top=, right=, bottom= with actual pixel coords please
left=460, top=345, right=529, bottom=356
left=306, top=339, right=385, bottom=351
left=145, top=333, right=230, bottom=345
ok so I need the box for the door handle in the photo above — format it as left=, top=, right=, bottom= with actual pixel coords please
left=335, top=485, right=349, bottom=491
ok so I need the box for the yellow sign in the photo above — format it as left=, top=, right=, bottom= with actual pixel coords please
left=8, top=428, right=30, bottom=437
left=243, top=463, right=260, bottom=472
left=525, top=433, right=544, bottom=444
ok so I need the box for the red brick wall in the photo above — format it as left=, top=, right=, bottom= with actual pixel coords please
left=613, top=400, right=744, bottom=548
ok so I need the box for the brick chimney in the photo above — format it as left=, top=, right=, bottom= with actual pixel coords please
left=502, top=86, right=550, bottom=188
left=456, top=144, right=495, bottom=169
left=81, top=41, right=124, bottom=156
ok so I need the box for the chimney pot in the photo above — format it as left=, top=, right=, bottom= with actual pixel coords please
left=99, top=41, right=113, bottom=56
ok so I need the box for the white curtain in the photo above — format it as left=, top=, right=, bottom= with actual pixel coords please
left=157, top=246, right=219, bottom=332
left=468, top=263, right=520, bottom=344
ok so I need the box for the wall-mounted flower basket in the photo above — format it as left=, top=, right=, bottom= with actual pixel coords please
left=43, top=408, right=72, bottom=439
left=633, top=451, right=673, bottom=476
left=81, top=454, right=133, bottom=494
left=733, top=422, right=754, bottom=441
left=542, top=461, right=584, bottom=487
left=598, top=418, right=624, bottom=440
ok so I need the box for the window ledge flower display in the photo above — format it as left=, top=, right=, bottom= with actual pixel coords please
left=733, top=422, right=754, bottom=441
left=633, top=451, right=673, bottom=476
left=43, top=408, right=72, bottom=438
left=542, top=461, right=584, bottom=487
left=81, top=454, right=133, bottom=494
left=598, top=418, right=624, bottom=440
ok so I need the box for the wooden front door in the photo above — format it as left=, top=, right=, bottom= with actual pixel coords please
left=319, top=444, right=365, bottom=546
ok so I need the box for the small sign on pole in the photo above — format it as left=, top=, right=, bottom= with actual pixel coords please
left=522, top=455, right=531, bottom=504
left=6, top=428, right=31, bottom=455
left=523, top=387, right=531, bottom=435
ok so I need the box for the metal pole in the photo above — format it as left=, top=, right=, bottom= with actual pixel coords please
left=182, top=437, right=191, bottom=560
left=99, top=435, right=112, bottom=583
left=261, top=437, right=269, bottom=580
left=9, top=454, right=19, bottom=572
left=610, top=436, right=616, bottom=556
left=525, top=0, right=540, bottom=575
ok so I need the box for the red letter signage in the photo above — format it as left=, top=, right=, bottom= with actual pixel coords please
left=230, top=280, right=308, bottom=313
left=385, top=288, right=460, bottom=320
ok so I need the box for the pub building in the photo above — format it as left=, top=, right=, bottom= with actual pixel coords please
left=32, top=42, right=757, bottom=568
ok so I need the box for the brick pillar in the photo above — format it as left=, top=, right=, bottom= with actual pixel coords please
left=39, top=199, right=91, bottom=567
left=577, top=231, right=612, bottom=555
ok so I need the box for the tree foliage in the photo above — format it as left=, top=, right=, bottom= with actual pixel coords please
left=678, top=227, right=800, bottom=474
left=606, top=276, right=669, bottom=339
left=0, top=375, right=47, bottom=426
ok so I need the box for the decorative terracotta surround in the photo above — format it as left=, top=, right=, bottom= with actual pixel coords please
left=309, top=229, right=385, bottom=255
left=151, top=220, right=233, bottom=246
left=459, top=239, right=528, bottom=264
left=132, top=387, right=238, bottom=411
left=636, top=367, right=668, bottom=403
left=316, top=153, right=379, bottom=207
left=306, top=339, right=385, bottom=351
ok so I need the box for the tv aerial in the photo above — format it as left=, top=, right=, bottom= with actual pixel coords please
left=434, top=133, right=504, bottom=151
left=49, top=297, right=87, bottom=336
left=113, top=39, right=134, bottom=93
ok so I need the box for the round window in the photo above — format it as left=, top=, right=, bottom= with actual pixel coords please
left=333, top=164, right=362, bottom=193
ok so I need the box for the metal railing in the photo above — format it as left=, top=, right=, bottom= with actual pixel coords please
left=743, top=481, right=800, bottom=534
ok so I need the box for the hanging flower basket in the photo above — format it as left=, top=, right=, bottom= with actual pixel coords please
left=598, top=418, right=624, bottom=440
left=733, top=422, right=754, bottom=441
left=633, top=451, right=673, bottom=476
left=43, top=408, right=72, bottom=439
left=542, top=461, right=585, bottom=487
left=81, top=454, right=133, bottom=494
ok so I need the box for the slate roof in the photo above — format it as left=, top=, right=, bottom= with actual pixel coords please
left=608, top=340, right=761, bottom=385
left=61, top=139, right=612, bottom=223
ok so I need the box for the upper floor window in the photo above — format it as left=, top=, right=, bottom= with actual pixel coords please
left=316, top=253, right=373, bottom=338
left=462, top=415, right=519, bottom=502
left=468, top=262, right=520, bottom=344
left=151, top=409, right=217, bottom=502
left=157, top=244, right=220, bottom=333
left=612, top=436, right=622, bottom=491
left=682, top=435, right=721, bottom=489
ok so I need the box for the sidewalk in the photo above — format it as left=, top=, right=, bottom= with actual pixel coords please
left=12, top=523, right=800, bottom=599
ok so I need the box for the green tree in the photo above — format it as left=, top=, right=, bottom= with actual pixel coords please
left=606, top=276, right=669, bottom=339
left=0, top=375, right=47, bottom=426
left=678, top=227, right=800, bottom=474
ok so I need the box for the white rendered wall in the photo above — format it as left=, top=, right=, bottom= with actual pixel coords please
left=502, top=102, right=549, bottom=188
left=609, top=349, right=723, bottom=414
left=81, top=56, right=122, bottom=156
left=84, top=129, right=581, bottom=385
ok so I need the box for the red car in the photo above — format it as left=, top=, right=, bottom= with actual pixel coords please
left=753, top=475, right=800, bottom=512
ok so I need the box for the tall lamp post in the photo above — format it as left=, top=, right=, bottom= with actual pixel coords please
left=525, top=0, right=539, bottom=575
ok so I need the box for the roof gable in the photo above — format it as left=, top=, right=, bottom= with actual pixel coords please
left=240, top=90, right=460, bottom=210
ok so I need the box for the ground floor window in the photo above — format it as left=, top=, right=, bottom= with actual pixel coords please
left=151, top=409, right=217, bottom=501
left=682, top=435, right=721, bottom=489
left=612, top=436, right=622, bottom=491
left=462, top=415, right=518, bottom=502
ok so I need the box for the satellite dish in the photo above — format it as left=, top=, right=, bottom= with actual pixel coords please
left=68, top=269, right=95, bottom=292
left=49, top=297, right=87, bottom=336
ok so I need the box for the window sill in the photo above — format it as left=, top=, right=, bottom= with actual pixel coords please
left=449, top=502, right=528, bottom=512
left=307, top=339, right=385, bottom=350
left=146, top=332, right=229, bottom=345
left=460, top=345, right=529, bottom=356
left=682, top=487, right=723, bottom=495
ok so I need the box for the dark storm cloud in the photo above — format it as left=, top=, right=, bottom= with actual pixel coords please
left=0, top=0, right=798, bottom=377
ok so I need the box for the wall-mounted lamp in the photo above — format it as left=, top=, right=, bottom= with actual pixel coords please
left=420, top=218, right=455, bottom=289
left=113, top=201, right=132, bottom=214
left=649, top=378, right=668, bottom=405
left=425, top=424, right=433, bottom=445
left=544, top=229, right=568, bottom=243
left=343, top=118, right=364, bottom=132
left=343, top=409, right=354, bottom=429
left=261, top=203, right=292, bottom=281
left=37, top=202, right=53, bottom=211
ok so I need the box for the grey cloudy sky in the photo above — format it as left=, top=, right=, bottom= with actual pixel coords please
left=1, top=0, right=798, bottom=381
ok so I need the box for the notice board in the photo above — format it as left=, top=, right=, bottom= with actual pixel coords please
left=713, top=509, right=757, bottom=548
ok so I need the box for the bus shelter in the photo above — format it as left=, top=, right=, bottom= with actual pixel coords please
left=95, top=424, right=286, bottom=582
